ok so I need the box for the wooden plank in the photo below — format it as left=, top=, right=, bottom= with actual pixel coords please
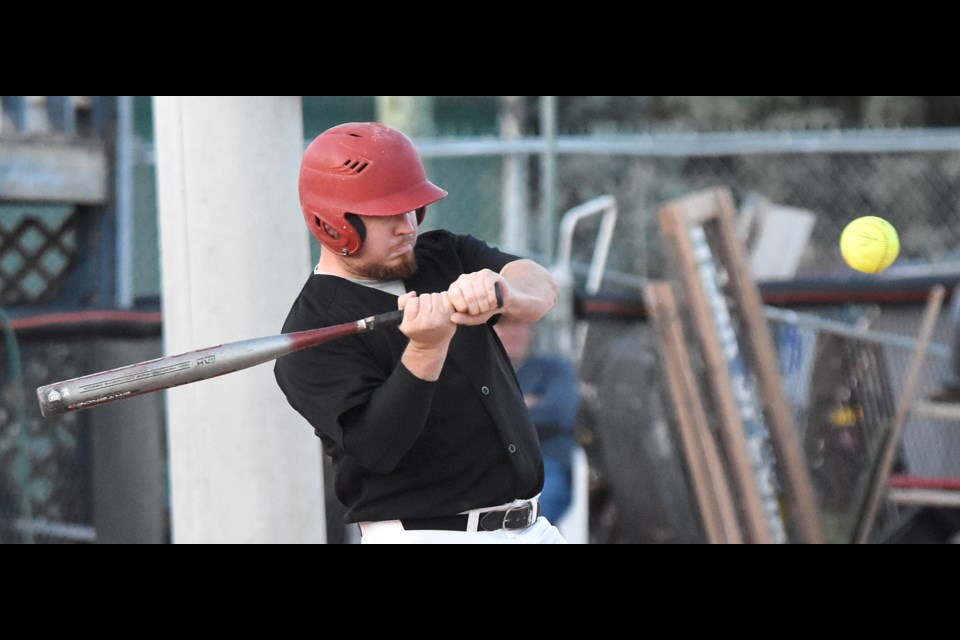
left=0, top=137, right=107, bottom=203
left=711, top=189, right=825, bottom=544
left=887, top=488, right=960, bottom=507
left=910, top=399, right=960, bottom=421
left=746, top=201, right=815, bottom=280
left=660, top=196, right=775, bottom=544
left=853, top=285, right=945, bottom=543
left=645, top=281, right=743, bottom=544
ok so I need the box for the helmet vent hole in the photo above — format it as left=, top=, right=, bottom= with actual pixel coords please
left=337, top=158, right=370, bottom=175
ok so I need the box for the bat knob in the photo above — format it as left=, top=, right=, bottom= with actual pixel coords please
left=37, top=386, right=66, bottom=417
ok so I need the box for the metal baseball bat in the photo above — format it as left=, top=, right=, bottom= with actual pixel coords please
left=36, top=309, right=404, bottom=417
left=37, top=284, right=503, bottom=417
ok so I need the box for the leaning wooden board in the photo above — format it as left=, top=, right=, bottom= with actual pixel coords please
left=645, top=281, right=743, bottom=544
left=659, top=187, right=824, bottom=544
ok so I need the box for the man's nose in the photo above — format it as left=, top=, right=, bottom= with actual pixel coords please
left=396, top=212, right=416, bottom=233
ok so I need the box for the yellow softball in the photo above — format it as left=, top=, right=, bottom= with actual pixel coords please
left=839, top=216, right=900, bottom=274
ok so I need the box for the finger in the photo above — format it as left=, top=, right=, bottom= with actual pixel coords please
left=446, top=282, right=469, bottom=315
left=398, top=291, right=416, bottom=310
left=450, top=310, right=489, bottom=326
left=463, top=278, right=485, bottom=315
left=477, top=277, right=499, bottom=314
left=475, top=271, right=502, bottom=314
left=426, top=292, right=448, bottom=319
left=403, top=295, right=421, bottom=320
left=418, top=293, right=442, bottom=318
left=463, top=278, right=484, bottom=316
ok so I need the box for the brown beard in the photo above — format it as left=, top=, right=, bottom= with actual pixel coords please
left=350, top=251, right=418, bottom=281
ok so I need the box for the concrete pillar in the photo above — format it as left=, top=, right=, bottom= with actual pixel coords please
left=153, top=96, right=325, bottom=543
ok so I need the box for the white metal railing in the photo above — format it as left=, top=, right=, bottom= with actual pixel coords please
left=416, top=128, right=960, bottom=158
left=550, top=195, right=618, bottom=360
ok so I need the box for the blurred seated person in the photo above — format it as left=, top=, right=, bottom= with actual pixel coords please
left=494, top=318, right=580, bottom=522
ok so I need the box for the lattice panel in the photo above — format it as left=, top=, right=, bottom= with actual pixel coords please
left=0, top=210, right=77, bottom=306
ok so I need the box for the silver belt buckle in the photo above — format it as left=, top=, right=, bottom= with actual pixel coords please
left=502, top=501, right=536, bottom=530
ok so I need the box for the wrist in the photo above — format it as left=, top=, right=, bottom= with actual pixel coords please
left=402, top=341, right=450, bottom=381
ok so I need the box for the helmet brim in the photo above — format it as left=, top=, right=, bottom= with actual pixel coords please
left=347, top=179, right=448, bottom=216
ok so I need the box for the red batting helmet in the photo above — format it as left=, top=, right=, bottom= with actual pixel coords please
left=299, top=122, right=448, bottom=256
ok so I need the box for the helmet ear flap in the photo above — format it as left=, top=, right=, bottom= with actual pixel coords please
left=313, top=213, right=363, bottom=256
left=344, top=213, right=366, bottom=243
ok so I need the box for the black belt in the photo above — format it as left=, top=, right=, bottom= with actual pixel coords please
left=400, top=501, right=541, bottom=532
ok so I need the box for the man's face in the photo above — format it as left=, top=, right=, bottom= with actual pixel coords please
left=494, top=321, right=532, bottom=365
left=345, top=211, right=419, bottom=280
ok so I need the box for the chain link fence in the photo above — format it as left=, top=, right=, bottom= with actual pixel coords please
left=419, top=130, right=960, bottom=288
left=769, top=302, right=959, bottom=543
left=0, top=334, right=94, bottom=543
left=0, top=315, right=167, bottom=544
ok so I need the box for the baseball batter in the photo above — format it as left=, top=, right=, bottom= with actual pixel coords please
left=274, top=122, right=565, bottom=544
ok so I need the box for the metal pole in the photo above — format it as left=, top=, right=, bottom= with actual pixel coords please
left=539, top=96, right=557, bottom=264
left=499, top=96, right=528, bottom=254
left=0, top=307, right=33, bottom=543
left=115, top=96, right=134, bottom=308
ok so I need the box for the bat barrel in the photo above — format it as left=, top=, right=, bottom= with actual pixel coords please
left=34, top=305, right=411, bottom=417
left=36, top=333, right=301, bottom=417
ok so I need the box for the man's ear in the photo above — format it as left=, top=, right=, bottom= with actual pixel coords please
left=321, top=221, right=341, bottom=240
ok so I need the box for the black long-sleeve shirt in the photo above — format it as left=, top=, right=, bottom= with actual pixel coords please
left=274, top=231, right=544, bottom=523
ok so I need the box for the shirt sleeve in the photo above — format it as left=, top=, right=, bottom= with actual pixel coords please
left=274, top=322, right=436, bottom=475
left=341, top=361, right=438, bottom=474
left=453, top=233, right=520, bottom=274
